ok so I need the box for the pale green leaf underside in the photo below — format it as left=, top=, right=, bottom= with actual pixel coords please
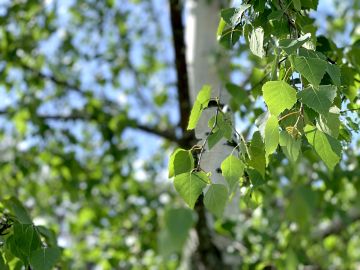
left=292, top=56, right=327, bottom=86
left=220, top=5, right=251, bottom=28
left=264, top=115, right=279, bottom=157
left=279, top=33, right=311, bottom=55
left=262, top=81, right=297, bottom=116
left=187, top=85, right=212, bottom=130
left=250, top=27, right=265, bottom=58
left=174, top=171, right=208, bottom=208
left=297, top=85, right=337, bottom=114
left=221, top=155, right=245, bottom=191
left=204, top=184, right=228, bottom=217
left=304, top=125, right=341, bottom=170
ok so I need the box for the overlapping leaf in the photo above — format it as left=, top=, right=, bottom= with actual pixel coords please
left=174, top=171, right=209, bottom=208
left=297, top=85, right=337, bottom=114
left=291, top=55, right=327, bottom=86
left=264, top=115, right=279, bottom=158
left=279, top=33, right=311, bottom=55
left=188, top=85, right=212, bottom=130
left=263, top=81, right=297, bottom=116
left=204, top=184, right=228, bottom=217
left=279, top=131, right=301, bottom=163
left=221, top=155, right=245, bottom=191
left=250, top=27, right=265, bottom=58
left=304, top=125, right=342, bottom=170
left=248, top=131, right=266, bottom=177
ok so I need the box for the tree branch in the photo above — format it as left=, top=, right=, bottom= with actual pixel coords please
left=314, top=209, right=360, bottom=239
left=168, top=0, right=225, bottom=268
left=169, top=0, right=192, bottom=132
left=0, top=110, right=179, bottom=143
left=20, top=62, right=84, bottom=94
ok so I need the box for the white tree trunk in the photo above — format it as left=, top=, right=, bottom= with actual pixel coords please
left=185, top=0, right=230, bottom=185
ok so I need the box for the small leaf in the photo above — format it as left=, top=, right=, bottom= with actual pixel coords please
left=293, top=0, right=301, bottom=10
left=264, top=115, right=279, bottom=158
left=174, top=171, right=208, bottom=208
left=8, top=224, right=42, bottom=264
left=30, top=247, right=61, bottom=270
left=247, top=168, right=265, bottom=188
left=208, top=130, right=224, bottom=150
left=3, top=197, right=32, bottom=224
left=304, top=125, right=342, bottom=170
left=326, top=63, right=341, bottom=86
left=291, top=55, right=327, bottom=86
left=159, top=208, right=195, bottom=255
left=220, top=5, right=251, bottom=27
left=204, top=184, right=228, bottom=217
left=279, top=33, right=311, bottom=55
left=316, top=106, right=340, bottom=138
left=297, top=85, right=337, bottom=114
left=250, top=27, right=265, bottom=58
left=248, top=131, right=266, bottom=177
left=217, top=18, right=226, bottom=40
left=168, top=148, right=181, bottom=178
left=263, top=81, right=297, bottom=116
left=187, top=85, right=212, bottom=130
left=173, top=149, right=194, bottom=176
left=221, top=155, right=245, bottom=191
left=279, top=131, right=301, bottom=163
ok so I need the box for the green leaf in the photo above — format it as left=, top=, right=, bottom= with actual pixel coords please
left=247, top=169, right=266, bottom=188
left=0, top=253, right=8, bottom=270
left=30, top=247, right=61, bottom=270
left=279, top=131, right=301, bottom=163
left=279, top=33, right=311, bottom=55
left=3, top=197, right=32, bottom=224
left=316, top=106, right=340, bottom=138
left=264, top=115, right=279, bottom=158
left=291, top=55, right=327, bottom=86
left=221, top=155, right=245, bottom=191
left=304, top=125, right=342, bottom=170
left=9, top=224, right=42, bottom=264
left=225, top=83, right=248, bottom=103
left=172, top=149, right=194, bottom=176
left=326, top=63, right=341, bottom=86
left=249, top=27, right=265, bottom=58
left=168, top=148, right=181, bottom=178
left=220, top=5, right=251, bottom=27
left=301, top=0, right=319, bottom=9
left=174, top=171, right=208, bottom=208
left=293, top=0, right=302, bottom=10
left=218, top=26, right=242, bottom=48
left=248, top=131, right=266, bottom=177
left=207, top=113, right=233, bottom=149
left=204, top=184, right=228, bottom=218
left=187, top=85, right=212, bottom=130
left=263, top=81, right=297, bottom=116
left=208, top=130, right=223, bottom=150
left=159, top=208, right=194, bottom=255
left=297, top=85, right=337, bottom=114
left=217, top=18, right=226, bottom=40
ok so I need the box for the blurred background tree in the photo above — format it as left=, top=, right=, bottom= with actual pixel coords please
left=0, top=0, right=359, bottom=269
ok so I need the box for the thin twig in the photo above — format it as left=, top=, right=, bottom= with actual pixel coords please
left=278, top=110, right=300, bottom=122
left=340, top=108, right=360, bottom=113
